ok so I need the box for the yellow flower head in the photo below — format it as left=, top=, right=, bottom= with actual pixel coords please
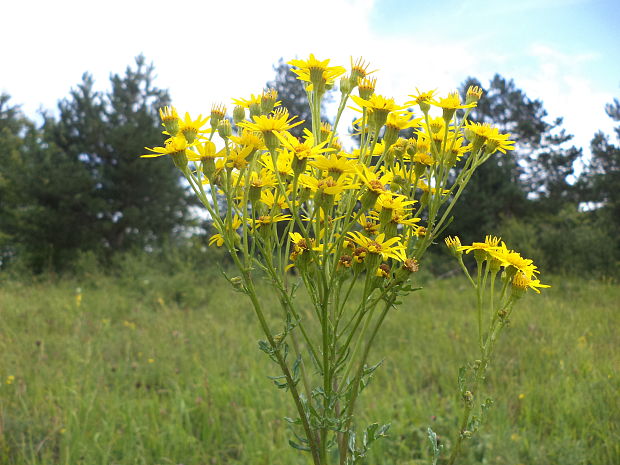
left=357, top=165, right=393, bottom=194
left=350, top=56, right=376, bottom=83
left=298, top=174, right=359, bottom=196
left=347, top=232, right=407, bottom=262
left=289, top=54, right=346, bottom=90
left=159, top=106, right=180, bottom=136
left=512, top=271, right=550, bottom=294
left=406, top=89, right=437, bottom=112
left=432, top=91, right=476, bottom=111
left=310, top=154, right=358, bottom=176
left=239, top=108, right=303, bottom=135
left=260, top=150, right=294, bottom=177
left=275, top=131, right=333, bottom=160
left=229, top=129, right=263, bottom=152
left=186, top=140, right=222, bottom=161
left=142, top=135, right=191, bottom=169
left=178, top=112, right=210, bottom=143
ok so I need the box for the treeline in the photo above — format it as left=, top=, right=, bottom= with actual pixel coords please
left=1, top=57, right=618, bottom=276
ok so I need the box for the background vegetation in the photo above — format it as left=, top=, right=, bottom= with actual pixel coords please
left=0, top=256, right=618, bottom=464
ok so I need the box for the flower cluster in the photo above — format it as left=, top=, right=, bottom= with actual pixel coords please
left=143, top=56, right=515, bottom=294
left=141, top=54, right=533, bottom=465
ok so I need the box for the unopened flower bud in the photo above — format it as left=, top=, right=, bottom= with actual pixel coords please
left=210, top=103, right=226, bottom=130
left=218, top=119, right=232, bottom=140
left=233, top=105, right=246, bottom=125
left=260, top=89, right=278, bottom=115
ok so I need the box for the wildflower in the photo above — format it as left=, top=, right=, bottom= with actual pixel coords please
left=376, top=264, right=391, bottom=278
left=444, top=236, right=463, bottom=258
left=350, top=94, right=405, bottom=130
left=230, top=128, right=266, bottom=152
left=225, top=146, right=254, bottom=170
left=432, top=91, right=476, bottom=122
left=349, top=56, right=376, bottom=87
left=260, top=150, right=295, bottom=177
left=357, top=76, right=377, bottom=99
left=310, top=154, right=358, bottom=177
left=466, top=85, right=484, bottom=105
left=357, top=214, right=380, bottom=236
left=178, top=112, right=210, bottom=143
left=250, top=214, right=292, bottom=229
left=260, top=188, right=289, bottom=210
left=238, top=108, right=303, bottom=151
left=159, top=106, right=180, bottom=136
left=142, top=135, right=191, bottom=169
left=288, top=54, right=346, bottom=93
left=209, top=216, right=242, bottom=247
left=512, top=271, right=550, bottom=294
left=6, top=375, right=15, bottom=385
left=298, top=174, right=359, bottom=197
left=290, top=232, right=314, bottom=261
left=275, top=131, right=333, bottom=160
left=347, top=232, right=407, bottom=262
left=210, top=103, right=227, bottom=130
left=406, top=89, right=437, bottom=113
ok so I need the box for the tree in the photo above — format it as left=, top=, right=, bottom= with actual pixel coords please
left=443, top=75, right=581, bottom=242
left=46, top=55, right=191, bottom=254
left=0, top=57, right=191, bottom=272
left=579, top=97, right=620, bottom=225
left=0, top=94, right=98, bottom=271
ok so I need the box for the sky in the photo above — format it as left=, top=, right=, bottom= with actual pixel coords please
left=2, top=0, right=619, bottom=160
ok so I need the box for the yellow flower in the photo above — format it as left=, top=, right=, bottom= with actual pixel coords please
left=375, top=192, right=416, bottom=213
left=289, top=232, right=313, bottom=259
left=347, top=232, right=407, bottom=262
left=432, top=91, right=476, bottom=111
left=310, top=154, right=358, bottom=176
left=248, top=168, right=277, bottom=189
left=298, top=174, right=359, bottom=196
left=406, top=89, right=437, bottom=112
left=260, top=150, right=295, bottom=177
left=487, top=243, right=539, bottom=276
left=260, top=188, right=289, bottom=210
left=209, top=216, right=242, bottom=247
left=238, top=108, right=303, bottom=135
left=229, top=129, right=266, bottom=151
left=275, top=131, right=333, bottom=160
left=6, top=375, right=15, bottom=385
left=177, top=112, right=210, bottom=143
left=288, top=54, right=346, bottom=89
left=159, top=106, right=181, bottom=136
left=186, top=141, right=224, bottom=161
left=384, top=111, right=421, bottom=132
left=225, top=146, right=254, bottom=170
left=350, top=56, right=376, bottom=83
left=250, top=214, right=292, bottom=229
left=142, top=135, right=190, bottom=169
left=512, top=271, right=550, bottom=294
left=357, top=213, right=380, bottom=236
left=350, top=94, right=405, bottom=128
left=459, top=235, right=502, bottom=256
left=357, top=165, right=393, bottom=194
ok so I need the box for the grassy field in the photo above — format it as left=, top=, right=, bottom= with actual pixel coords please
left=1, top=258, right=618, bottom=465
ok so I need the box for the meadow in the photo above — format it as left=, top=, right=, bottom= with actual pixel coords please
left=1, top=254, right=618, bottom=465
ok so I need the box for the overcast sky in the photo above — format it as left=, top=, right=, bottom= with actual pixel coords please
left=3, top=0, right=619, bottom=159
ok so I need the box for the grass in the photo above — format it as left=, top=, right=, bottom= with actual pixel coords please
left=0, top=256, right=618, bottom=465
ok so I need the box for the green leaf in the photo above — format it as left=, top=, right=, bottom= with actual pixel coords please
left=288, top=439, right=311, bottom=452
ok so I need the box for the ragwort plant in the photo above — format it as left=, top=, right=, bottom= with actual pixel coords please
left=142, top=55, right=549, bottom=465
